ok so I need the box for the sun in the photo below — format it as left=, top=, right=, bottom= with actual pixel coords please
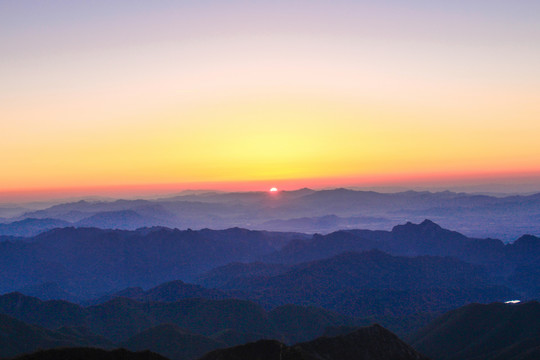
left=269, top=187, right=278, bottom=193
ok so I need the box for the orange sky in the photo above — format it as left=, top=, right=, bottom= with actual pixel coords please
left=1, top=1, right=539, bottom=201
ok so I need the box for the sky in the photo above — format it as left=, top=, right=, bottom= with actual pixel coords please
left=1, top=0, right=540, bottom=200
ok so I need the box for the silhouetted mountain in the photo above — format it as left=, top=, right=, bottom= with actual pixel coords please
left=218, top=250, right=517, bottom=317
left=1, top=292, right=374, bottom=349
left=411, top=301, right=540, bottom=360
left=263, top=220, right=539, bottom=298
left=0, top=292, right=87, bottom=329
left=199, top=324, right=430, bottom=360
left=14, top=189, right=540, bottom=240
left=268, top=220, right=507, bottom=265
left=1, top=220, right=537, bottom=309
left=389, top=220, right=507, bottom=265
left=93, top=280, right=230, bottom=305
left=0, top=227, right=301, bottom=297
left=10, top=348, right=169, bottom=360
left=75, top=210, right=161, bottom=230
left=0, top=313, right=113, bottom=358
left=506, top=235, right=540, bottom=298
left=121, top=324, right=225, bottom=360
left=15, top=282, right=79, bottom=302
left=0, top=293, right=277, bottom=342
left=508, top=235, right=540, bottom=263
left=0, top=218, right=71, bottom=237
left=265, top=230, right=380, bottom=264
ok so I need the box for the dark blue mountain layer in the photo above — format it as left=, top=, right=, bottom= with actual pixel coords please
left=411, top=300, right=540, bottom=360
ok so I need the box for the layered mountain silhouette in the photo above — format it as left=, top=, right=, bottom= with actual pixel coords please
left=5, top=189, right=540, bottom=239
left=0, top=293, right=359, bottom=345
left=0, top=218, right=71, bottom=237
left=91, top=280, right=230, bottom=305
left=74, top=210, right=161, bottom=230
left=0, top=313, right=113, bottom=358
left=202, top=250, right=516, bottom=317
left=199, top=324, right=430, bottom=360
left=411, top=300, right=540, bottom=360
left=0, top=227, right=301, bottom=297
left=1, top=220, right=538, bottom=300
left=15, top=282, right=80, bottom=303
left=3, top=324, right=429, bottom=360
left=1, top=191, right=538, bottom=360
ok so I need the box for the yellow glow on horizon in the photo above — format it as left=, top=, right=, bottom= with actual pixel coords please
left=1, top=1, right=540, bottom=198
left=1, top=93, right=540, bottom=193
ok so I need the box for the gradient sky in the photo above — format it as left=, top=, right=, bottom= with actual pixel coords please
left=1, top=0, right=540, bottom=200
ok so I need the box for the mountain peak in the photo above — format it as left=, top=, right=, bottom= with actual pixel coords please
left=418, top=219, right=443, bottom=230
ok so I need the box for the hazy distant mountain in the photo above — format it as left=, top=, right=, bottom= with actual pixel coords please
left=411, top=301, right=540, bottom=360
left=74, top=210, right=162, bottom=230
left=8, top=188, right=540, bottom=239
left=257, top=214, right=390, bottom=233
left=199, top=324, right=430, bottom=360
left=0, top=218, right=71, bottom=237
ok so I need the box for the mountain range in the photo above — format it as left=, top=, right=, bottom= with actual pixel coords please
left=199, top=324, right=430, bottom=360
left=2, top=189, right=540, bottom=240
left=0, top=216, right=537, bottom=360
left=1, top=219, right=537, bottom=306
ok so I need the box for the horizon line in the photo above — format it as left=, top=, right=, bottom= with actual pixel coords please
left=2, top=173, right=540, bottom=203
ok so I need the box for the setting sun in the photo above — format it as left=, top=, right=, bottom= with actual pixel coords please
left=269, top=187, right=278, bottom=192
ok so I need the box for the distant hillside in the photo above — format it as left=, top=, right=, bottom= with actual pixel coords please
left=199, top=250, right=517, bottom=317
left=411, top=301, right=540, bottom=360
left=261, top=220, right=540, bottom=298
left=0, top=293, right=359, bottom=345
left=16, top=282, right=80, bottom=303
left=0, top=227, right=302, bottom=297
left=92, top=280, right=230, bottom=305
left=267, top=219, right=506, bottom=265
left=0, top=313, right=113, bottom=358
left=75, top=210, right=162, bottom=230
left=199, top=324, right=430, bottom=360
left=0, top=218, right=71, bottom=237
left=11, top=189, right=540, bottom=239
